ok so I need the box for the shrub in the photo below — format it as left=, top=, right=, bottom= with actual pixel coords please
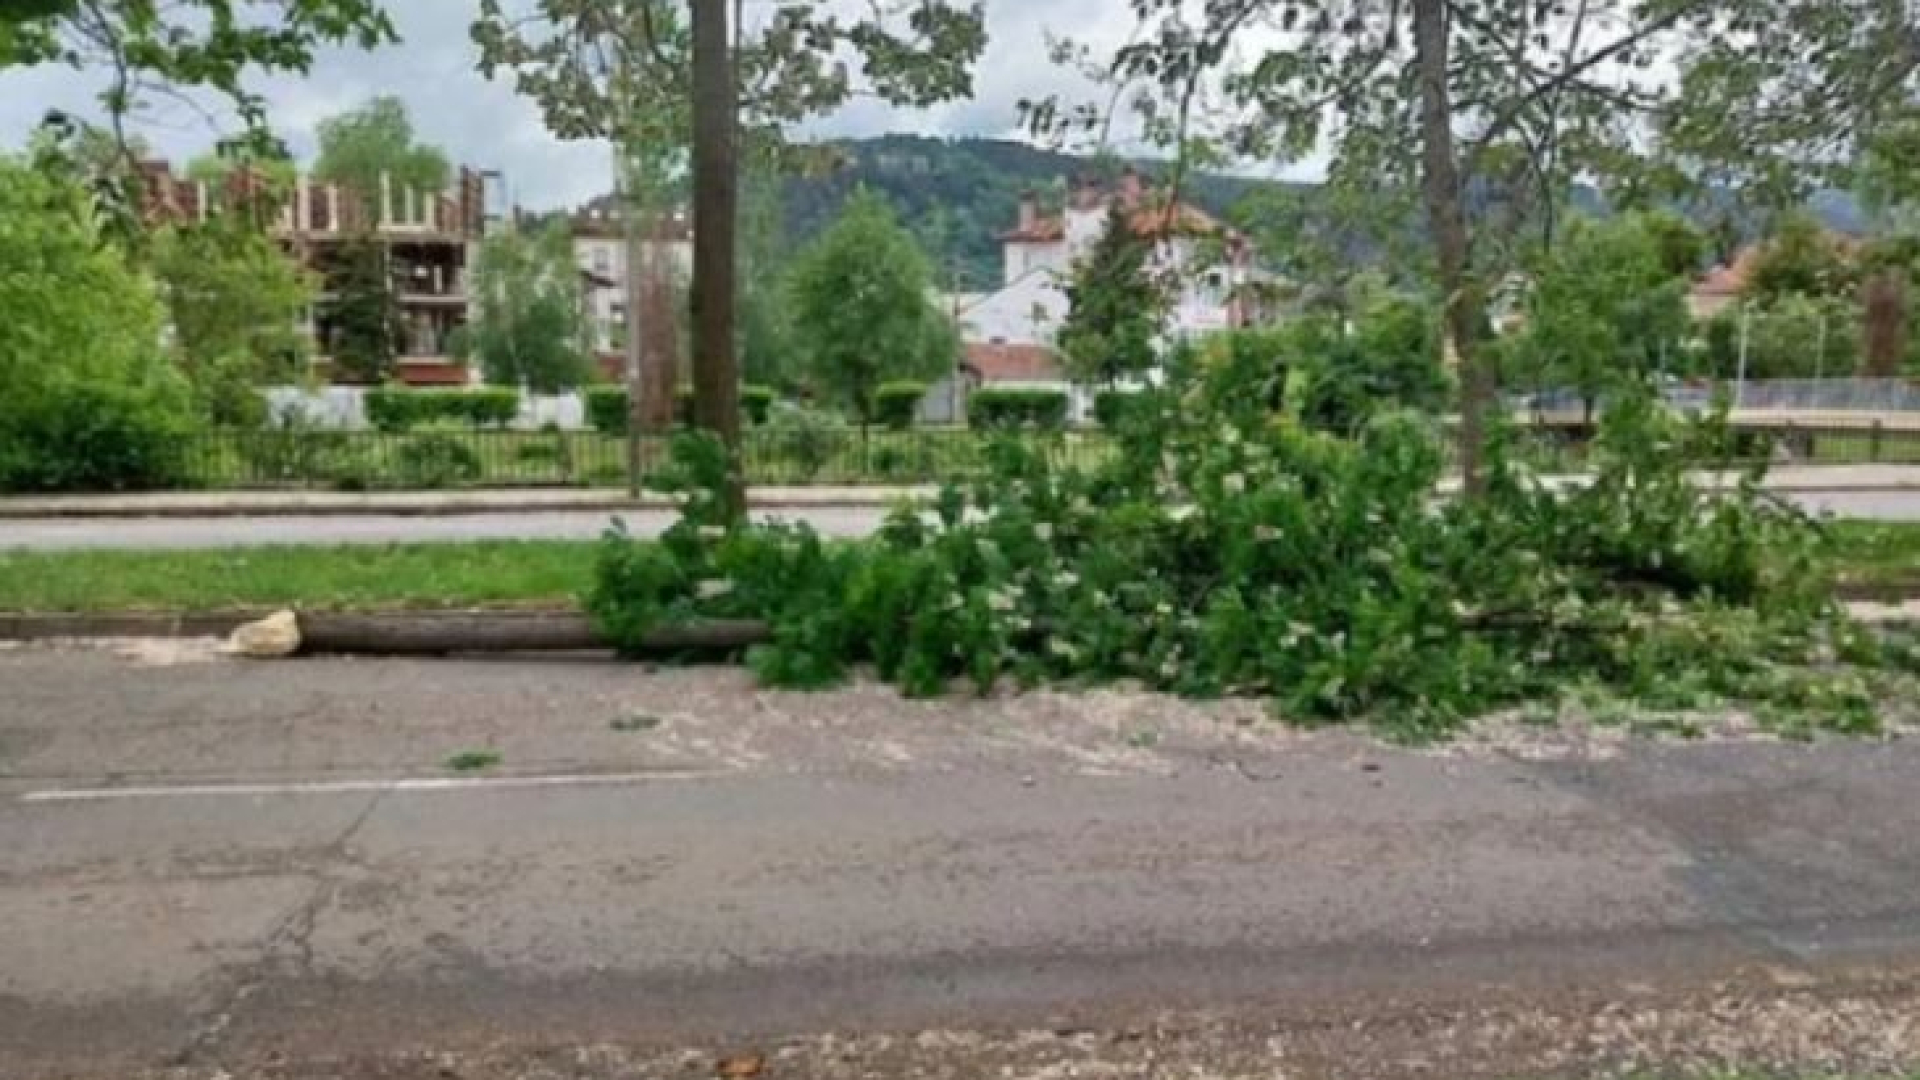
left=1092, top=390, right=1149, bottom=432
left=761, top=405, right=840, bottom=482
left=967, top=387, right=1069, bottom=431
left=740, top=385, right=773, bottom=426
left=585, top=387, right=629, bottom=436
left=395, top=428, right=483, bottom=488
left=365, top=388, right=521, bottom=433
left=874, top=381, right=927, bottom=431
left=591, top=386, right=777, bottom=433
left=0, top=383, right=188, bottom=493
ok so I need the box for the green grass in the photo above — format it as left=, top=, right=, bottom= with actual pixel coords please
left=0, top=541, right=599, bottom=613
left=444, top=749, right=502, bottom=773
left=0, top=522, right=1913, bottom=615
left=1828, top=520, right=1920, bottom=586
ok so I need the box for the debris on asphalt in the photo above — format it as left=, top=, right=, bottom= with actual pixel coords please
left=224, top=609, right=301, bottom=658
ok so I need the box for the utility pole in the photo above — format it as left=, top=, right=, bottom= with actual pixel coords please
left=690, top=0, right=743, bottom=516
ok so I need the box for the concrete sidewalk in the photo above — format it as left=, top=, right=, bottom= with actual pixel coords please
left=0, top=484, right=932, bottom=519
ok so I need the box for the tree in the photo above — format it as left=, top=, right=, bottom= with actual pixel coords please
left=150, top=216, right=314, bottom=425
left=321, top=238, right=402, bottom=384
left=1705, top=294, right=1859, bottom=382
left=0, top=149, right=192, bottom=490
left=1, top=2, right=392, bottom=178
left=1745, top=214, right=1857, bottom=303
left=1037, top=0, right=1920, bottom=492
left=1510, top=216, right=1691, bottom=423
left=472, top=0, right=985, bottom=516
left=787, top=190, right=954, bottom=430
left=1057, top=203, right=1161, bottom=387
left=462, top=221, right=591, bottom=393
left=314, top=95, right=451, bottom=210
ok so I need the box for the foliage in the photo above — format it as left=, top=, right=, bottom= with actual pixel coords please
left=365, top=388, right=520, bottom=433
left=321, top=237, right=402, bottom=384
left=1744, top=214, right=1857, bottom=302
left=0, top=1, right=392, bottom=199
left=313, top=95, right=452, bottom=209
left=584, top=387, right=631, bottom=437
left=1703, top=294, right=1861, bottom=380
left=150, top=215, right=314, bottom=427
left=0, top=383, right=188, bottom=493
left=395, top=428, right=483, bottom=489
left=875, top=382, right=928, bottom=431
left=1093, top=390, right=1149, bottom=433
left=589, top=341, right=1909, bottom=740
left=0, top=153, right=193, bottom=492
left=788, top=189, right=955, bottom=427
left=1507, top=215, right=1693, bottom=418
left=585, top=386, right=775, bottom=435
left=740, top=386, right=776, bottom=427
left=464, top=221, right=590, bottom=393
left=967, top=388, right=1069, bottom=432
left=1058, top=203, right=1162, bottom=386
left=1032, top=0, right=1920, bottom=491
left=760, top=404, right=840, bottom=481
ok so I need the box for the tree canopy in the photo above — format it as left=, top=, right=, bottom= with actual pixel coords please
left=314, top=95, right=452, bottom=204
left=1058, top=204, right=1162, bottom=387
left=462, top=221, right=592, bottom=394
left=787, top=189, right=954, bottom=426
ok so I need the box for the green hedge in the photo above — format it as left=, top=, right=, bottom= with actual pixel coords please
left=588, top=385, right=777, bottom=435
left=365, top=388, right=520, bottom=433
left=0, top=384, right=189, bottom=493
left=874, top=381, right=927, bottom=431
left=1093, top=389, right=1150, bottom=432
left=968, top=387, right=1069, bottom=432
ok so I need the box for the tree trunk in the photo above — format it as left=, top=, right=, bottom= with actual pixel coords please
left=1412, top=0, right=1491, bottom=494
left=689, top=0, right=745, bottom=519
left=1862, top=269, right=1909, bottom=377
left=637, top=212, right=680, bottom=432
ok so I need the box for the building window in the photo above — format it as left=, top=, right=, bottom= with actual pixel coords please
left=593, top=248, right=610, bottom=274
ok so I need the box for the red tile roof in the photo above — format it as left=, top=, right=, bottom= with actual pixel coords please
left=963, top=342, right=1063, bottom=383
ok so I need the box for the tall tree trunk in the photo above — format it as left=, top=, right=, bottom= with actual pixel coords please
left=1412, top=0, right=1491, bottom=494
left=636, top=212, right=679, bottom=431
left=689, top=0, right=744, bottom=519
left=1862, top=269, right=1909, bottom=377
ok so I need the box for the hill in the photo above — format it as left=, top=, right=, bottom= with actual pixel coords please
left=770, top=134, right=1867, bottom=289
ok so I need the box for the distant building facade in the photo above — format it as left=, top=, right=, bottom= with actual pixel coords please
left=138, top=160, right=489, bottom=386
left=566, top=194, right=692, bottom=378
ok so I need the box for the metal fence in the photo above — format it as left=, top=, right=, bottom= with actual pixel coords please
left=1722, top=378, right=1920, bottom=413
left=166, top=428, right=1121, bottom=491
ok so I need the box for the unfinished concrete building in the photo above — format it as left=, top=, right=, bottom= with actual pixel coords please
left=139, top=162, right=488, bottom=386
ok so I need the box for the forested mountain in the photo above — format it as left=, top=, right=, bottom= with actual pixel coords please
left=761, top=134, right=1865, bottom=290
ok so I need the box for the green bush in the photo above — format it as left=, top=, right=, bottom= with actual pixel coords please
left=585, top=387, right=629, bottom=436
left=874, top=381, right=927, bottom=431
left=761, top=405, right=840, bottom=481
left=590, top=386, right=777, bottom=433
left=365, top=388, right=521, bottom=433
left=968, top=387, right=1069, bottom=431
left=742, top=385, right=776, bottom=426
left=395, top=429, right=483, bottom=488
left=0, top=384, right=189, bottom=493
left=1092, top=390, right=1150, bottom=432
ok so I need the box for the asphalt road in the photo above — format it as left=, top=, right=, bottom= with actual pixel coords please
left=4, top=645, right=1920, bottom=1078
left=2, top=490, right=1919, bottom=549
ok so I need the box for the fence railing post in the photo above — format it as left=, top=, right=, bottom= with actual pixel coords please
left=1871, top=420, right=1885, bottom=464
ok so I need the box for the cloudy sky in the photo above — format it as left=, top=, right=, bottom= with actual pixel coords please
left=0, top=0, right=1130, bottom=211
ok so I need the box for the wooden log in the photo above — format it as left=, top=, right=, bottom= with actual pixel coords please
left=295, top=611, right=768, bottom=655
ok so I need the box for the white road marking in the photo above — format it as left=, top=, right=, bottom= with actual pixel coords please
left=17, top=769, right=731, bottom=803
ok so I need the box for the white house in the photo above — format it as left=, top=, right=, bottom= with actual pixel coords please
left=962, top=168, right=1265, bottom=351
left=568, top=194, right=693, bottom=371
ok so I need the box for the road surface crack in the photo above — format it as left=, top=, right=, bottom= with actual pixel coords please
left=167, top=783, right=390, bottom=1069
